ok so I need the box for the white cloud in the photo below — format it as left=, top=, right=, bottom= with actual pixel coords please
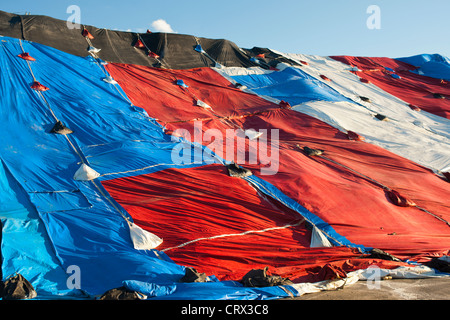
left=151, top=19, right=176, bottom=33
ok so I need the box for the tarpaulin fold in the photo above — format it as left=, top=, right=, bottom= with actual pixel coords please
left=107, top=60, right=450, bottom=264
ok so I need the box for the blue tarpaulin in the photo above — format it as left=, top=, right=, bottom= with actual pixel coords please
left=229, top=66, right=350, bottom=106
left=0, top=36, right=311, bottom=300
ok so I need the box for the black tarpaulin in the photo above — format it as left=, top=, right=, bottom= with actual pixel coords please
left=0, top=10, right=295, bottom=69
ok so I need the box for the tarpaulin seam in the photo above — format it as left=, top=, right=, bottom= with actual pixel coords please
left=213, top=62, right=392, bottom=133
left=243, top=176, right=336, bottom=241
left=351, top=62, right=449, bottom=121
left=226, top=62, right=355, bottom=104
left=287, top=64, right=401, bottom=121
left=274, top=53, right=450, bottom=161
left=162, top=108, right=277, bottom=125
left=268, top=54, right=395, bottom=114
left=350, top=63, right=450, bottom=124
left=329, top=55, right=450, bottom=119
left=294, top=137, right=450, bottom=226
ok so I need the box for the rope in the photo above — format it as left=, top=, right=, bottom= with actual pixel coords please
left=162, top=219, right=304, bottom=252
left=91, top=179, right=132, bottom=225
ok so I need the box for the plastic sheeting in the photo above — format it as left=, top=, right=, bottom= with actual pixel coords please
left=141, top=33, right=258, bottom=69
left=129, top=279, right=295, bottom=300
left=0, top=35, right=330, bottom=300
left=293, top=100, right=450, bottom=173
left=121, top=264, right=449, bottom=300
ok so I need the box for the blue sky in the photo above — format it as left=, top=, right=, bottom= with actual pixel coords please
left=2, top=0, right=449, bottom=58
